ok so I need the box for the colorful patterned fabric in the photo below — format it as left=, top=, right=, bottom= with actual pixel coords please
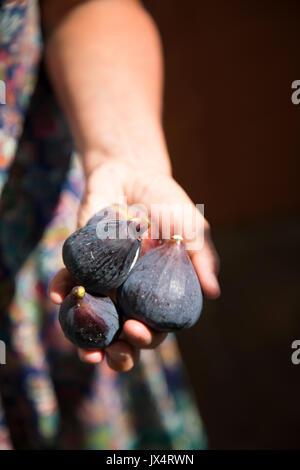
left=0, top=0, right=207, bottom=450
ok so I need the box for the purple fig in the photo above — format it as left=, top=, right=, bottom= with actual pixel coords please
left=59, top=286, right=121, bottom=349
left=62, top=218, right=148, bottom=295
left=117, top=236, right=203, bottom=332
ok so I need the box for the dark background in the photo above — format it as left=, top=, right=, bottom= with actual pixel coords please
left=144, top=0, right=300, bottom=449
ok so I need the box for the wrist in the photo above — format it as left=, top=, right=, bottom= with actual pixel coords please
left=81, top=143, right=172, bottom=182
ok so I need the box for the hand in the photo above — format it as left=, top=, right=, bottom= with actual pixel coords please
left=50, top=159, right=220, bottom=372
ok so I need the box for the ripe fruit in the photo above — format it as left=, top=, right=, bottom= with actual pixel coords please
left=117, top=236, right=203, bottom=332
left=62, top=218, right=147, bottom=295
left=59, top=286, right=121, bottom=349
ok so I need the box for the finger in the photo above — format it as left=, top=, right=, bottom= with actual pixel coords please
left=49, top=268, right=75, bottom=304
left=190, top=238, right=221, bottom=299
left=131, top=173, right=201, bottom=239
left=120, top=319, right=167, bottom=349
left=105, top=340, right=139, bottom=372
left=78, top=348, right=105, bottom=364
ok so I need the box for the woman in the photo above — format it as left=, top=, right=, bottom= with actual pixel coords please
left=0, top=0, right=220, bottom=449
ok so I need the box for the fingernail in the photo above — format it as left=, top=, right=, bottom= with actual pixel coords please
left=211, top=277, right=221, bottom=295
left=107, top=349, right=129, bottom=363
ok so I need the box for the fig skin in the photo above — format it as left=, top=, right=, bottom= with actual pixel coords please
left=63, top=219, right=147, bottom=295
left=59, top=286, right=121, bottom=349
left=117, top=236, right=203, bottom=332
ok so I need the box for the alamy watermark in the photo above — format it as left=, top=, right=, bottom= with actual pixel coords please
left=0, top=340, right=6, bottom=365
left=94, top=202, right=205, bottom=251
left=291, top=80, right=300, bottom=105
left=0, top=80, right=6, bottom=105
left=291, top=340, right=300, bottom=365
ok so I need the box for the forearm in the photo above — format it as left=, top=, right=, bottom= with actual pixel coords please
left=43, top=0, right=171, bottom=177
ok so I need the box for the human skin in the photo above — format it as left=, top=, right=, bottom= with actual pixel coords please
left=43, top=0, right=220, bottom=372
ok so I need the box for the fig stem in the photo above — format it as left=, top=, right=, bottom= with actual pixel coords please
left=73, top=286, right=85, bottom=298
left=170, top=235, right=184, bottom=244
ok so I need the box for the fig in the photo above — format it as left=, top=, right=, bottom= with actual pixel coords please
left=62, top=218, right=148, bottom=294
left=117, top=235, right=203, bottom=332
left=59, top=286, right=121, bottom=349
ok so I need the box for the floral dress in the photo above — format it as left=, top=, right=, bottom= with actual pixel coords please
left=0, top=0, right=207, bottom=450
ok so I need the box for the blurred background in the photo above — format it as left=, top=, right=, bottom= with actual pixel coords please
left=144, top=0, right=300, bottom=449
